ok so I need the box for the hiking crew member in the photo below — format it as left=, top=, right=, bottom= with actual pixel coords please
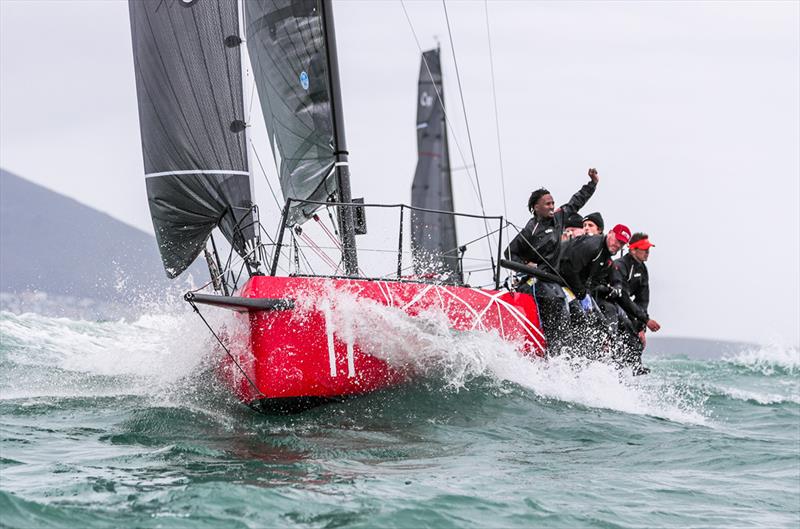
left=579, top=211, right=619, bottom=326
left=559, top=224, right=630, bottom=312
left=504, top=168, right=599, bottom=352
left=582, top=212, right=604, bottom=235
left=611, top=233, right=661, bottom=373
left=563, top=213, right=586, bottom=241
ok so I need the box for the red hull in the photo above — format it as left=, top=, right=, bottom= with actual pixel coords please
left=220, top=276, right=545, bottom=406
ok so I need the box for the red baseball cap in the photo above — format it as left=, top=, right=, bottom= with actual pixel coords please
left=610, top=224, right=631, bottom=244
left=629, top=238, right=655, bottom=250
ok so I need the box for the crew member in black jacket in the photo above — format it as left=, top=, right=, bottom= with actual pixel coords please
left=579, top=211, right=618, bottom=324
left=557, top=224, right=630, bottom=354
left=611, top=233, right=661, bottom=373
left=582, top=212, right=604, bottom=235
left=504, top=168, right=600, bottom=352
left=559, top=224, right=631, bottom=309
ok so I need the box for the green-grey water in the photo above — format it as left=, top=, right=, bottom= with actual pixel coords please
left=1, top=310, right=798, bottom=528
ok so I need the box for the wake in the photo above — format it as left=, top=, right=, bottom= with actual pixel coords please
left=305, top=289, right=708, bottom=425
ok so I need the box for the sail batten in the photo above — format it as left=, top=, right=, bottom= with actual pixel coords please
left=129, top=0, right=255, bottom=278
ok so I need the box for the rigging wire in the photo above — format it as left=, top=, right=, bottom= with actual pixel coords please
left=296, top=235, right=317, bottom=275
left=400, top=0, right=499, bottom=279
left=441, top=0, right=486, bottom=216
left=440, top=0, right=497, bottom=269
left=399, top=0, right=481, bottom=206
left=483, top=0, right=508, bottom=222
left=505, top=220, right=571, bottom=287
left=250, top=139, right=283, bottom=210
left=483, top=0, right=512, bottom=286
left=187, top=300, right=266, bottom=399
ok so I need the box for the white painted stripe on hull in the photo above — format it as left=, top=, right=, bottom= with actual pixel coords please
left=402, top=284, right=433, bottom=311
left=346, top=340, right=356, bottom=378
left=323, top=302, right=337, bottom=377
left=470, top=287, right=546, bottom=343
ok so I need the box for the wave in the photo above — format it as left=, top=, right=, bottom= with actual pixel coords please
left=0, top=309, right=233, bottom=401
left=315, top=289, right=708, bottom=425
left=713, top=386, right=800, bottom=406
left=722, top=344, right=799, bottom=375
left=1, top=292, right=713, bottom=425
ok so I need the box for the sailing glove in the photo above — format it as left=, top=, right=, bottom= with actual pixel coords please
left=580, top=295, right=592, bottom=312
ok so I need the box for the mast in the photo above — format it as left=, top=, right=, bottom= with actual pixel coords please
left=321, top=0, right=358, bottom=276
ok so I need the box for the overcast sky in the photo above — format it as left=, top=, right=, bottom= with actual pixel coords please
left=1, top=0, right=798, bottom=346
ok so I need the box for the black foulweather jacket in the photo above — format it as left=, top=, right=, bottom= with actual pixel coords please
left=588, top=244, right=615, bottom=299
left=557, top=234, right=613, bottom=300
left=611, top=253, right=650, bottom=326
left=504, top=181, right=596, bottom=273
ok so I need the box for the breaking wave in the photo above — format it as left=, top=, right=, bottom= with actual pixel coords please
left=0, top=309, right=233, bottom=402
left=722, top=344, right=800, bottom=375
left=302, top=289, right=709, bottom=425
left=4, top=289, right=795, bottom=426
left=715, top=386, right=800, bottom=406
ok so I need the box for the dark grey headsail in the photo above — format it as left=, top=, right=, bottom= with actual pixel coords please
left=129, top=0, right=255, bottom=278
left=244, top=0, right=338, bottom=226
left=411, top=49, right=461, bottom=282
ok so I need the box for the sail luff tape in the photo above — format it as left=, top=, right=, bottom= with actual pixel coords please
left=145, top=170, right=250, bottom=178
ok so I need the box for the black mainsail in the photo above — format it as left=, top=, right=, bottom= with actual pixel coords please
left=129, top=0, right=255, bottom=278
left=411, top=48, right=461, bottom=282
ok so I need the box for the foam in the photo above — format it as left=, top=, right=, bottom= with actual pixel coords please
left=723, top=344, right=800, bottom=375
left=0, top=308, right=234, bottom=400
left=0, top=287, right=715, bottom=424
left=300, top=289, right=709, bottom=425
left=716, top=386, right=800, bottom=405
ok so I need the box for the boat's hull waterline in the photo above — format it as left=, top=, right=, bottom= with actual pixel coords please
left=218, top=276, right=545, bottom=412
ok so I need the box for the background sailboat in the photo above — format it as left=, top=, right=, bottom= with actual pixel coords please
left=410, top=48, right=462, bottom=285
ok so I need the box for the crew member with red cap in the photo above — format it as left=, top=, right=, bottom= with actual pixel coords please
left=611, top=232, right=661, bottom=374
left=553, top=224, right=630, bottom=355
left=558, top=223, right=631, bottom=313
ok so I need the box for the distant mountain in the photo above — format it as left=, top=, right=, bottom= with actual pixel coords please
left=0, top=169, right=202, bottom=316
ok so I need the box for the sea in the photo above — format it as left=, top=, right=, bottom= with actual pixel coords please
left=1, top=305, right=798, bottom=529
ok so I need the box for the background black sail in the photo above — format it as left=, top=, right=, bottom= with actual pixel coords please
left=411, top=48, right=460, bottom=282
left=244, top=0, right=338, bottom=226
left=129, top=0, right=255, bottom=278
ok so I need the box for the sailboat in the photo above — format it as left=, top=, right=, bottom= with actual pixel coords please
left=410, top=47, right=462, bottom=286
left=129, top=0, right=545, bottom=412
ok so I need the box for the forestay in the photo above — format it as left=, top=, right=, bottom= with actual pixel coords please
left=129, top=0, right=255, bottom=278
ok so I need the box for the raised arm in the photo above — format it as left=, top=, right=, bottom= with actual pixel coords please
left=562, top=168, right=599, bottom=216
